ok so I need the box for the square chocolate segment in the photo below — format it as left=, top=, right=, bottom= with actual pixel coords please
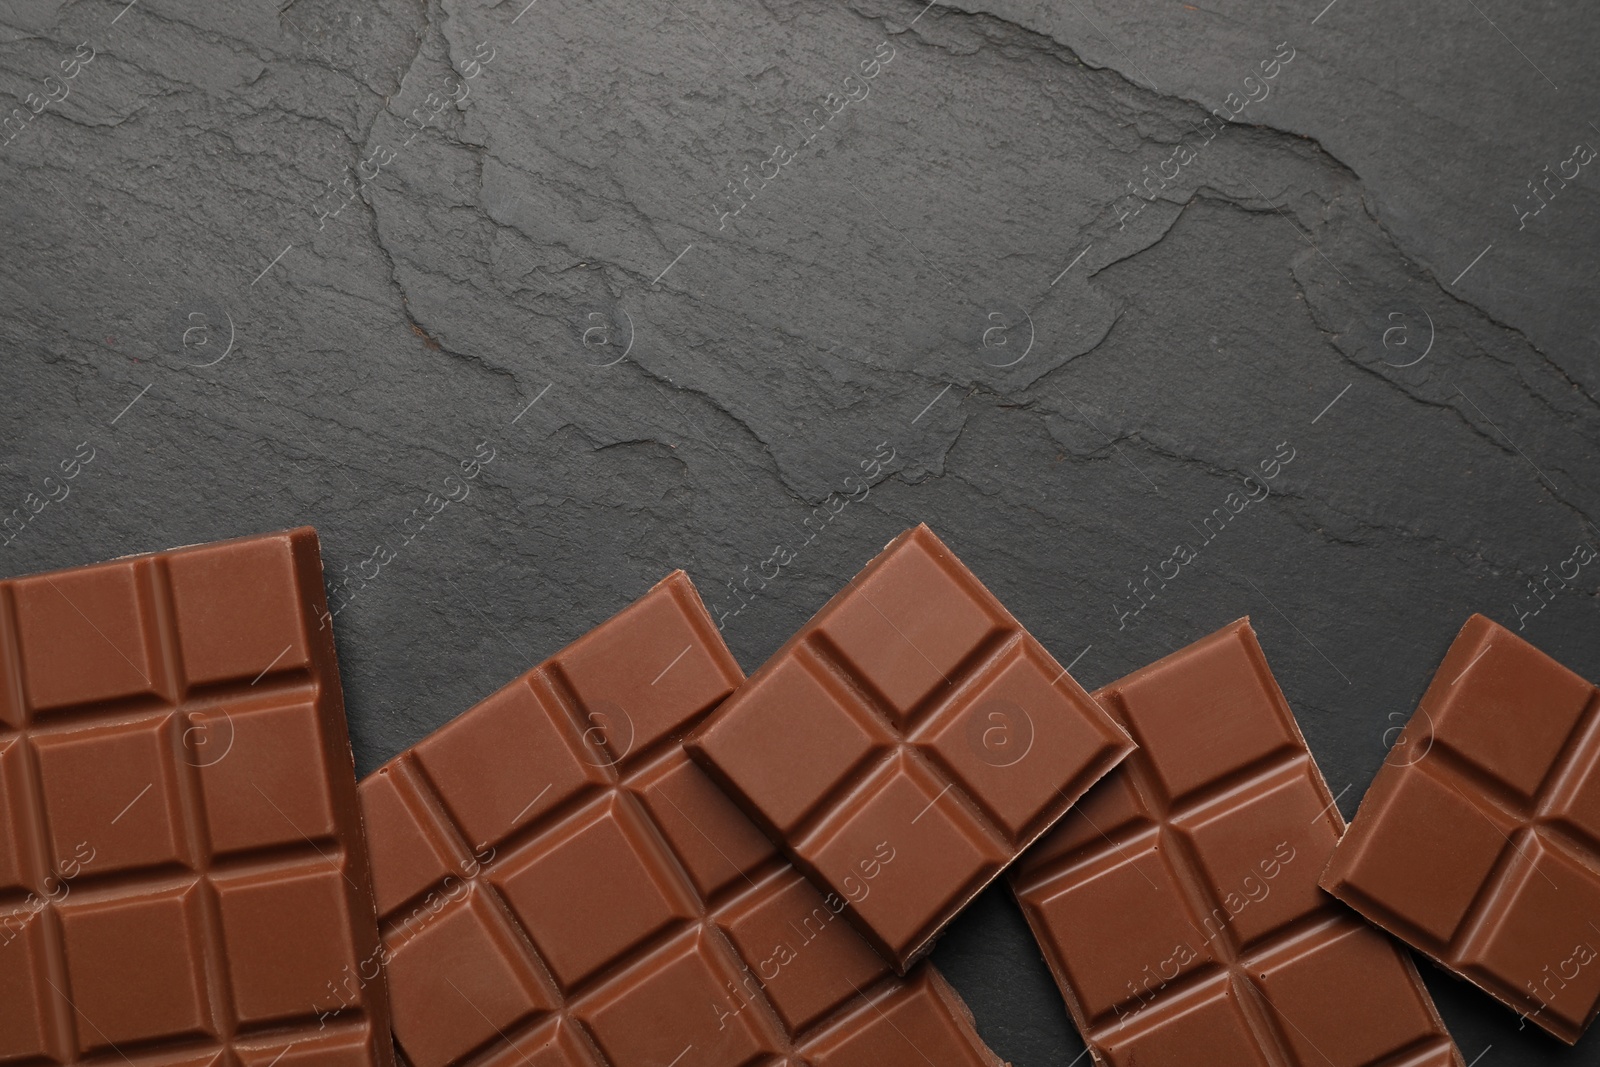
left=1321, top=614, right=1600, bottom=1044
left=358, top=571, right=1003, bottom=1067
left=0, top=528, right=392, bottom=1067
left=1013, top=619, right=1462, bottom=1067
left=687, top=524, right=1133, bottom=970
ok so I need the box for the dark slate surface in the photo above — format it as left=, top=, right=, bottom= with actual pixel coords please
left=2, top=0, right=1596, bottom=1062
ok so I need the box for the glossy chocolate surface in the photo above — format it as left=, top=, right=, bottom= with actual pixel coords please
left=1321, top=614, right=1600, bottom=1044
left=359, top=571, right=1002, bottom=1067
left=0, top=529, right=391, bottom=1067
left=686, top=525, right=1132, bottom=972
left=1013, top=619, right=1461, bottom=1067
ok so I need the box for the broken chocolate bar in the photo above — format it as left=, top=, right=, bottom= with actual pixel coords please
left=1013, top=619, right=1461, bottom=1067
left=687, top=524, right=1134, bottom=972
left=1322, top=613, right=1600, bottom=1044
left=358, top=570, right=1003, bottom=1067
left=0, top=529, right=392, bottom=1067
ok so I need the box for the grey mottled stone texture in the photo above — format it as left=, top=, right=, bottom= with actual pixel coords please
left=2, top=0, right=1595, bottom=1062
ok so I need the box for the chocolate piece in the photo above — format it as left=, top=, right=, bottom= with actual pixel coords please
left=686, top=524, right=1133, bottom=972
left=1013, top=620, right=1461, bottom=1067
left=0, top=529, right=391, bottom=1067
left=359, top=571, right=1003, bottom=1067
left=1321, top=614, right=1600, bottom=1044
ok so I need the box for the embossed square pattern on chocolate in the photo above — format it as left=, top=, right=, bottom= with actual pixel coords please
left=0, top=529, right=392, bottom=1067
left=1321, top=614, right=1600, bottom=1044
left=1012, top=620, right=1462, bottom=1067
left=359, top=571, right=1003, bottom=1067
left=687, top=524, right=1133, bottom=971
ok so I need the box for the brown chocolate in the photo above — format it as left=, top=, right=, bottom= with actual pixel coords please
left=358, top=571, right=1003, bottom=1067
left=0, top=529, right=391, bottom=1067
left=1321, top=614, right=1600, bottom=1044
left=1013, top=619, right=1461, bottom=1067
left=686, top=524, right=1133, bottom=972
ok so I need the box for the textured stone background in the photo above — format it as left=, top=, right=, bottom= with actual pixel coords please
left=2, top=0, right=1596, bottom=1062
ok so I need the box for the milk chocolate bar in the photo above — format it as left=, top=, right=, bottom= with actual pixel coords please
left=0, top=529, right=392, bottom=1067
left=1321, top=614, right=1600, bottom=1044
left=1013, top=620, right=1461, bottom=1067
left=687, top=524, right=1133, bottom=971
left=358, top=571, right=1003, bottom=1067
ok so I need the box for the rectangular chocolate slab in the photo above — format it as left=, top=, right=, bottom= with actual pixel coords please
left=686, top=524, right=1133, bottom=972
left=358, top=570, right=1004, bottom=1067
left=1320, top=614, right=1600, bottom=1044
left=0, top=528, right=392, bottom=1067
left=1012, top=619, right=1461, bottom=1067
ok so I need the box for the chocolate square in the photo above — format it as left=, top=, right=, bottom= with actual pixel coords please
left=0, top=529, right=392, bottom=1067
left=1014, top=619, right=1461, bottom=1066
left=1321, top=613, right=1600, bottom=1043
left=689, top=524, right=1132, bottom=969
left=358, top=571, right=1003, bottom=1067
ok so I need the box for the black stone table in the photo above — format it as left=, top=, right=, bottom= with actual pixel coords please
left=2, top=1, right=1596, bottom=1063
